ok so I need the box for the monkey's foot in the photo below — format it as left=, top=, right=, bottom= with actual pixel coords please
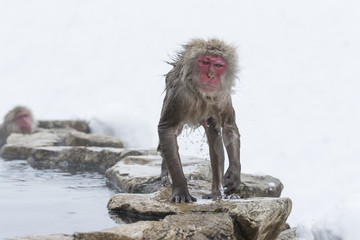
left=170, top=194, right=197, bottom=203
left=224, top=193, right=241, bottom=199
left=201, top=193, right=222, bottom=199
left=161, top=175, right=171, bottom=186
left=223, top=168, right=241, bottom=195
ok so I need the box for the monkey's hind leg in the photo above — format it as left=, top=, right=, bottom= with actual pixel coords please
left=157, top=143, right=171, bottom=186
left=160, top=158, right=171, bottom=186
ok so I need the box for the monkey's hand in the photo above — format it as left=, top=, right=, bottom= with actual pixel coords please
left=223, top=167, right=241, bottom=196
left=171, top=186, right=197, bottom=203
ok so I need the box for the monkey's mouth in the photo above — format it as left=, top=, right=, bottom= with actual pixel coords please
left=21, top=125, right=32, bottom=133
left=199, top=84, right=217, bottom=92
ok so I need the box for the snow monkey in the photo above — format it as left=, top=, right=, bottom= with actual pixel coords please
left=158, top=38, right=241, bottom=203
left=0, top=106, right=37, bottom=148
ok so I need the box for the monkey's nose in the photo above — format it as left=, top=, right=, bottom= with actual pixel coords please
left=207, top=66, right=216, bottom=78
left=207, top=71, right=215, bottom=79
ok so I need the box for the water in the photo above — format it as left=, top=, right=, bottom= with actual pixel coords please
left=0, top=157, right=117, bottom=239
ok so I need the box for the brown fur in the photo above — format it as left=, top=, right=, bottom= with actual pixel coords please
left=158, top=38, right=241, bottom=202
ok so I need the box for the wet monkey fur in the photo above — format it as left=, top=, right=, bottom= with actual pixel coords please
left=158, top=39, right=241, bottom=203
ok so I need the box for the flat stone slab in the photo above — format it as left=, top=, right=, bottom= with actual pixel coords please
left=0, top=127, right=156, bottom=173
left=106, top=155, right=283, bottom=198
left=65, top=131, right=124, bottom=148
left=28, top=147, right=157, bottom=173
left=28, top=146, right=121, bottom=172
left=107, top=190, right=292, bottom=240
left=75, top=213, right=236, bottom=240
left=4, top=234, right=73, bottom=240
left=1, top=129, right=126, bottom=160
left=8, top=203, right=292, bottom=240
left=105, top=155, right=212, bottom=193
left=37, top=120, right=90, bottom=133
left=0, top=130, right=69, bottom=159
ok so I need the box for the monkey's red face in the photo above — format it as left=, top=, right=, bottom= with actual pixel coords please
left=14, top=111, right=32, bottom=133
left=197, top=54, right=226, bottom=93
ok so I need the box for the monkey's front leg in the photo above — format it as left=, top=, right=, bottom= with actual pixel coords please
left=202, top=118, right=225, bottom=199
left=158, top=127, right=197, bottom=203
left=159, top=124, right=184, bottom=186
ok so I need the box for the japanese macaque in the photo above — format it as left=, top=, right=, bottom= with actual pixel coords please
left=158, top=39, right=241, bottom=203
left=0, top=106, right=37, bottom=148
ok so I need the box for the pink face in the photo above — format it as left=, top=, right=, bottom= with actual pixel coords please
left=14, top=111, right=33, bottom=133
left=197, top=54, right=226, bottom=92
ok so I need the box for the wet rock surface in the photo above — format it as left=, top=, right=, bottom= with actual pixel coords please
left=106, top=189, right=292, bottom=240
left=75, top=213, right=236, bottom=240
left=65, top=131, right=124, bottom=148
left=106, top=155, right=283, bottom=198
left=0, top=123, right=134, bottom=172
left=1, top=120, right=294, bottom=240
left=105, top=155, right=212, bottom=193
left=4, top=234, right=73, bottom=240
left=27, top=147, right=157, bottom=173
left=277, top=228, right=296, bottom=240
left=0, top=129, right=68, bottom=159
left=29, top=146, right=123, bottom=173
left=37, top=120, right=90, bottom=133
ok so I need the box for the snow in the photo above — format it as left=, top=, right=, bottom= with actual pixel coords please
left=1, top=0, right=360, bottom=238
left=295, top=194, right=360, bottom=240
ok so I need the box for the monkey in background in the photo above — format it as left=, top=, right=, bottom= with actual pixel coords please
left=0, top=106, right=37, bottom=148
left=158, top=38, right=241, bottom=203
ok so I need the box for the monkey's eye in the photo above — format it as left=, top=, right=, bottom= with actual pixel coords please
left=16, top=113, right=29, bottom=120
left=202, top=61, right=210, bottom=65
left=214, top=63, right=224, bottom=68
